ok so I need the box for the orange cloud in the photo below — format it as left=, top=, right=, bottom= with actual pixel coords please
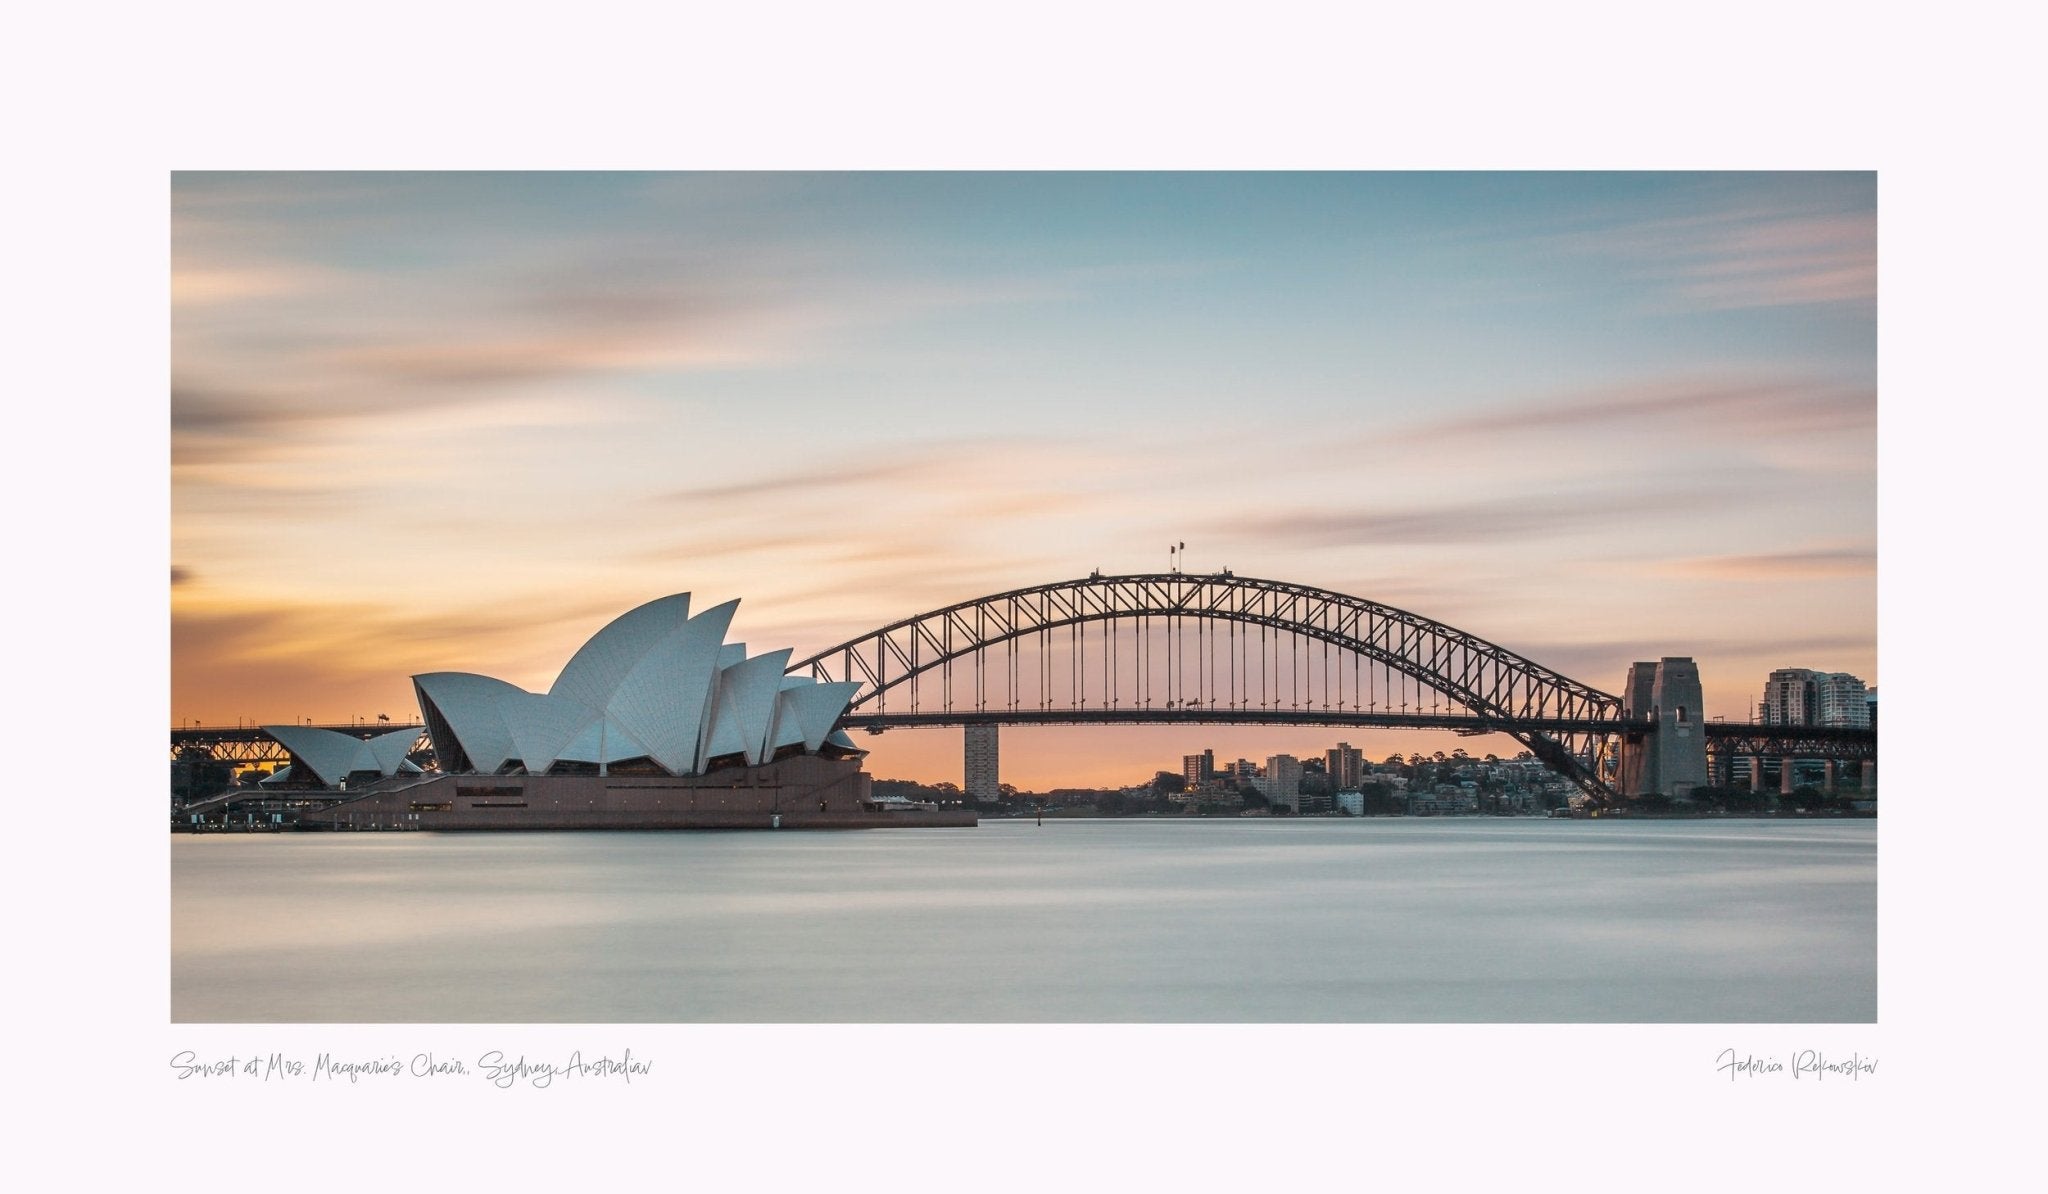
left=171, top=591, right=649, bottom=724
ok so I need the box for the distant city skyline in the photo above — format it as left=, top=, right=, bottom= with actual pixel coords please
left=172, top=172, right=1875, bottom=788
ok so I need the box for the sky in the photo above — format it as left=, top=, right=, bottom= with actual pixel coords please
left=171, top=171, right=1876, bottom=788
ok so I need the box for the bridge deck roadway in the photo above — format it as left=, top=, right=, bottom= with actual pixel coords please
left=840, top=710, right=1622, bottom=734
left=841, top=710, right=1873, bottom=756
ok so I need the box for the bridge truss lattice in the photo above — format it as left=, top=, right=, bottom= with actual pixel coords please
left=793, top=573, right=1627, bottom=801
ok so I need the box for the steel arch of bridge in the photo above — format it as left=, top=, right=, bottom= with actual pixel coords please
left=792, top=572, right=1628, bottom=800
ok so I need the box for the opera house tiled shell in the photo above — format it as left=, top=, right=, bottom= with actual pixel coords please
left=257, top=724, right=425, bottom=788
left=412, top=594, right=862, bottom=778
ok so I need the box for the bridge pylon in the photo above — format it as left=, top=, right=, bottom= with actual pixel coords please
left=1616, top=658, right=1709, bottom=798
left=965, top=724, right=1000, bottom=804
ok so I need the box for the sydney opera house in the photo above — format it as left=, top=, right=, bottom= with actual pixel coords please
left=267, top=594, right=974, bottom=830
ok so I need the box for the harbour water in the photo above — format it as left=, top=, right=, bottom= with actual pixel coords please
left=172, top=818, right=1875, bottom=1023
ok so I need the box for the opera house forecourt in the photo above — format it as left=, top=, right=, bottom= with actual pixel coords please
left=263, top=594, right=976, bottom=830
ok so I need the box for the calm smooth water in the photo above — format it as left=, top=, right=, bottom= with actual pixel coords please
left=172, top=818, right=1875, bottom=1022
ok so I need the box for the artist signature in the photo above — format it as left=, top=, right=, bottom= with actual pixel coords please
left=1717, top=1049, right=1877, bottom=1081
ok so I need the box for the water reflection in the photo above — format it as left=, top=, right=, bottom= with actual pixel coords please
left=173, top=819, right=1876, bottom=1023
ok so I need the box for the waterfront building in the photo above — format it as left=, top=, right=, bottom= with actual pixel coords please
left=1762, top=668, right=1870, bottom=728
left=1821, top=673, right=1871, bottom=728
left=1762, top=668, right=1820, bottom=725
left=259, top=593, right=972, bottom=830
left=1182, top=749, right=1215, bottom=788
left=1260, top=754, right=1303, bottom=810
left=1325, top=742, right=1363, bottom=790
left=1409, top=794, right=1479, bottom=816
left=410, top=593, right=863, bottom=777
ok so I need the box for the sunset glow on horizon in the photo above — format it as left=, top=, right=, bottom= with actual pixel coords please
left=172, top=172, right=1876, bottom=788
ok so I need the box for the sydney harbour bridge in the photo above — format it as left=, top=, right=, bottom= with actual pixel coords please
left=172, top=571, right=1877, bottom=805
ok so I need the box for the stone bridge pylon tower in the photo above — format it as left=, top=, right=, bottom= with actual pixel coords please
left=1617, top=657, right=1709, bottom=797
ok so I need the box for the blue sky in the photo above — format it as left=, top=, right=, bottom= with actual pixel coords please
left=172, top=171, right=1875, bottom=786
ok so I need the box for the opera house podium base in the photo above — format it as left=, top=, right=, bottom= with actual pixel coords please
left=294, top=757, right=976, bottom=831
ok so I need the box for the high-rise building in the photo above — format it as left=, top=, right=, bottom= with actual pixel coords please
left=965, top=724, right=999, bottom=803
left=1762, top=668, right=1820, bottom=725
left=1763, top=668, right=1869, bottom=728
left=1260, top=754, right=1303, bottom=811
left=1820, top=673, right=1870, bottom=728
left=1183, top=749, right=1215, bottom=788
left=1325, top=742, right=1363, bottom=790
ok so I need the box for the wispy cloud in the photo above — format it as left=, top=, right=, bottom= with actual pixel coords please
left=643, top=437, right=1092, bottom=526
left=1382, top=377, right=1873, bottom=445
left=1537, top=185, right=1875, bottom=311
left=1519, top=632, right=1878, bottom=666
left=627, top=530, right=835, bottom=564
left=173, top=589, right=656, bottom=708
left=649, top=460, right=928, bottom=504
left=171, top=263, right=345, bottom=306
left=1658, top=547, right=1875, bottom=582
left=1221, top=487, right=1720, bottom=549
left=171, top=384, right=328, bottom=437
left=1504, top=633, right=1878, bottom=702
left=323, top=335, right=752, bottom=389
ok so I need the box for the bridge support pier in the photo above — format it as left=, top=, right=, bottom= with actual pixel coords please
left=1823, top=759, right=1839, bottom=794
left=1860, top=760, right=1876, bottom=793
left=1617, top=658, right=1708, bottom=797
left=1747, top=755, right=1762, bottom=793
left=965, top=724, right=1000, bottom=805
left=1780, top=757, right=1798, bottom=797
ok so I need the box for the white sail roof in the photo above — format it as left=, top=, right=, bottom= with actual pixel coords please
left=785, top=681, right=864, bottom=752
left=705, top=648, right=793, bottom=765
left=549, top=593, right=692, bottom=712
left=363, top=726, right=421, bottom=775
left=607, top=599, right=738, bottom=776
left=414, top=672, right=526, bottom=773
left=552, top=714, right=655, bottom=766
left=261, top=724, right=422, bottom=788
left=496, top=690, right=602, bottom=775
left=411, top=593, right=856, bottom=778
left=767, top=676, right=816, bottom=752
